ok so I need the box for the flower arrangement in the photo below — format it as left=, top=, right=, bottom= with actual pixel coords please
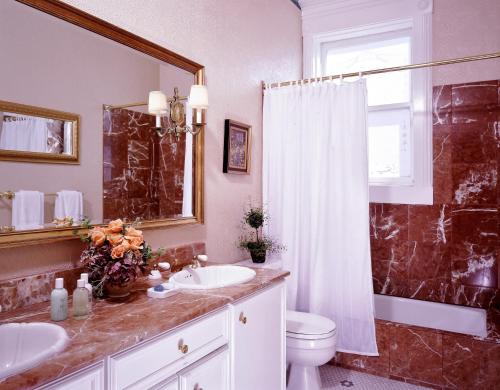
left=238, top=206, right=285, bottom=263
left=80, top=219, right=153, bottom=298
left=52, top=216, right=74, bottom=227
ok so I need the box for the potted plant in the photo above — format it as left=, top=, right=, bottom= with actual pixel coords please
left=79, top=219, right=154, bottom=299
left=238, top=206, right=285, bottom=263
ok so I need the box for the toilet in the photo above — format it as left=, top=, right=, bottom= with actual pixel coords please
left=286, top=310, right=337, bottom=390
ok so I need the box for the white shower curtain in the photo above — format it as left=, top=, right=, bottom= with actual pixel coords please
left=0, top=115, right=48, bottom=152
left=263, top=79, right=378, bottom=356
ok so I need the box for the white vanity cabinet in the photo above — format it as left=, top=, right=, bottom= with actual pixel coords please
left=39, top=281, right=286, bottom=390
left=230, top=281, right=286, bottom=390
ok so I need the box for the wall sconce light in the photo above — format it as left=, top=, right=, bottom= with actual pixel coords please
left=148, top=84, right=208, bottom=139
left=148, top=91, right=168, bottom=129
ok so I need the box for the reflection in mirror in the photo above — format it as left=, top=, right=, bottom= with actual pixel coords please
left=0, top=100, right=79, bottom=161
left=0, top=113, right=70, bottom=154
left=103, top=104, right=194, bottom=222
left=0, top=0, right=201, bottom=236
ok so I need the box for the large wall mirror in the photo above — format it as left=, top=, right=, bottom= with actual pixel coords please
left=0, top=0, right=205, bottom=247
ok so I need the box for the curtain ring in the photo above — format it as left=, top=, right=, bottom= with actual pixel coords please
left=329, top=75, right=334, bottom=82
left=339, top=74, right=343, bottom=83
left=358, top=71, right=363, bottom=79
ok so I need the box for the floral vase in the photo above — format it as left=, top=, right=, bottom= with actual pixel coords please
left=104, top=279, right=135, bottom=299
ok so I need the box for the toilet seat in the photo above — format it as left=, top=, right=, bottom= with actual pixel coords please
left=286, top=310, right=336, bottom=340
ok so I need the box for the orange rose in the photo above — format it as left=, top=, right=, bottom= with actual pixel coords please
left=125, top=235, right=144, bottom=250
left=108, top=234, right=124, bottom=247
left=108, top=219, right=124, bottom=233
left=125, top=226, right=142, bottom=237
left=111, top=242, right=130, bottom=259
left=90, top=227, right=106, bottom=247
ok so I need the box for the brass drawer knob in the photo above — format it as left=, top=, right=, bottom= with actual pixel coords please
left=239, top=312, right=247, bottom=324
left=178, top=340, right=189, bottom=354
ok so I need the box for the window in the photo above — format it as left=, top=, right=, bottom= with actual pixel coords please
left=312, top=18, right=432, bottom=204
left=321, top=28, right=413, bottom=185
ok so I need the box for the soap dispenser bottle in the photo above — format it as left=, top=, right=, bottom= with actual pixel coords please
left=73, top=279, right=89, bottom=320
left=80, top=272, right=93, bottom=312
left=50, top=277, right=68, bottom=321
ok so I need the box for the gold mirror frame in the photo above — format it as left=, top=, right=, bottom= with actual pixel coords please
left=0, top=0, right=205, bottom=248
left=0, top=99, right=80, bottom=164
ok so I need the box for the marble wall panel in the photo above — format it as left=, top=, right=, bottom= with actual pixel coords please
left=102, top=108, right=186, bottom=222
left=371, top=79, right=500, bottom=310
left=333, top=318, right=500, bottom=389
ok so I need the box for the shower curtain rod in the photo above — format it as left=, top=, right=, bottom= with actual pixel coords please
left=262, top=51, right=500, bottom=90
left=103, top=102, right=147, bottom=110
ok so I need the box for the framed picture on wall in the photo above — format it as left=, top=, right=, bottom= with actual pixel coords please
left=223, top=119, right=251, bottom=174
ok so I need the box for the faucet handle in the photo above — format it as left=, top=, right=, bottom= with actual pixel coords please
left=195, top=254, right=208, bottom=263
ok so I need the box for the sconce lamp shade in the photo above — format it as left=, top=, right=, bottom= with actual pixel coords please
left=148, top=91, right=167, bottom=115
left=188, top=85, right=209, bottom=109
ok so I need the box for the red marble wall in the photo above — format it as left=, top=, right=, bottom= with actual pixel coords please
left=103, top=108, right=186, bottom=222
left=334, top=319, right=500, bottom=389
left=371, top=80, right=500, bottom=310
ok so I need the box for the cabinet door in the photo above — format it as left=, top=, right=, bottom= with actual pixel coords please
left=179, top=348, right=229, bottom=390
left=152, top=376, right=178, bottom=390
left=40, top=363, right=105, bottom=390
left=230, top=282, right=286, bottom=390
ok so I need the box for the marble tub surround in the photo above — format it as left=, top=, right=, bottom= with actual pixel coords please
left=103, top=108, right=187, bottom=222
left=333, top=319, right=500, bottom=390
left=0, top=266, right=288, bottom=389
left=370, top=79, right=500, bottom=310
left=0, top=242, right=205, bottom=313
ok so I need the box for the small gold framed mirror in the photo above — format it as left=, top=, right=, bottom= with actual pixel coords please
left=0, top=100, right=79, bottom=164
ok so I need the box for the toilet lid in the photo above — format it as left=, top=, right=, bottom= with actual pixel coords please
left=286, top=310, right=336, bottom=337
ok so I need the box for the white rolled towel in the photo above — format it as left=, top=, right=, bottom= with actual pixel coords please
left=54, top=190, right=83, bottom=224
left=12, top=190, right=44, bottom=230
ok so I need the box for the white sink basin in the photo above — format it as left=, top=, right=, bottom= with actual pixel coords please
left=0, top=322, right=69, bottom=380
left=170, top=265, right=256, bottom=289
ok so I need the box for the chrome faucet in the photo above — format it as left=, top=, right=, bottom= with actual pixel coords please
left=183, top=255, right=208, bottom=270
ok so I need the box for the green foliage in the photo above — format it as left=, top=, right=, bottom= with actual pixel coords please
left=238, top=205, right=285, bottom=256
left=244, top=207, right=267, bottom=229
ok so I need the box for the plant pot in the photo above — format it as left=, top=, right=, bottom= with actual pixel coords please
left=250, top=249, right=266, bottom=263
left=104, top=279, right=134, bottom=299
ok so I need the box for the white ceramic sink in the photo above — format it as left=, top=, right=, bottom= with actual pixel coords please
left=0, top=322, right=69, bottom=380
left=170, top=265, right=256, bottom=289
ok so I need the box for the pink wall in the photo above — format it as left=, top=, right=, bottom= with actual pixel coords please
left=0, top=0, right=302, bottom=280
left=432, top=0, right=500, bottom=85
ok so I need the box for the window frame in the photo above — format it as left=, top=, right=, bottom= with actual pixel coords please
left=311, top=18, right=433, bottom=205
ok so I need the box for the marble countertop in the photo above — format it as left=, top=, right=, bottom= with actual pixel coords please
left=0, top=266, right=289, bottom=390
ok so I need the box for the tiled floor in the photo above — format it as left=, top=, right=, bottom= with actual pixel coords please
left=320, top=365, right=430, bottom=389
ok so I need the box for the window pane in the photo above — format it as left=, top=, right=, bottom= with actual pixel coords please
left=323, top=36, right=411, bottom=105
left=368, top=108, right=411, bottom=181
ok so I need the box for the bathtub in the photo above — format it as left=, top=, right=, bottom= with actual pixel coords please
left=236, top=259, right=489, bottom=338
left=374, top=294, right=487, bottom=338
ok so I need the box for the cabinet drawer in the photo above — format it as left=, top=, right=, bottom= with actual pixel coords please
left=110, top=310, right=228, bottom=390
